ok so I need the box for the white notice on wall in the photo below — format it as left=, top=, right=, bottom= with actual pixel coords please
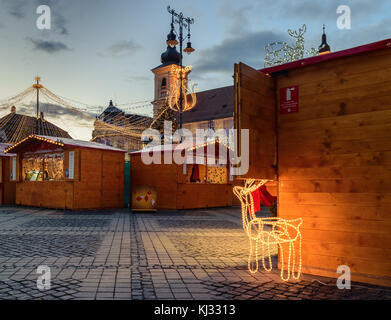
left=11, top=157, right=16, bottom=180
left=68, top=151, right=74, bottom=179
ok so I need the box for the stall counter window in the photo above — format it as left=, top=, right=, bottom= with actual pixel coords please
left=187, top=164, right=228, bottom=184
left=22, top=153, right=65, bottom=181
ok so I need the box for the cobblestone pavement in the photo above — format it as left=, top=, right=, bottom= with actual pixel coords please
left=0, top=206, right=390, bottom=300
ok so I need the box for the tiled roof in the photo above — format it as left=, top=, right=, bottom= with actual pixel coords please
left=0, top=112, right=72, bottom=144
left=179, top=85, right=234, bottom=124
left=96, top=105, right=153, bottom=126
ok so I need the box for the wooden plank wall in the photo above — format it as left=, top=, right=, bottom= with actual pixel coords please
left=234, top=62, right=277, bottom=180
left=276, top=48, right=391, bottom=286
left=16, top=181, right=74, bottom=209
left=74, top=149, right=124, bottom=209
left=176, top=183, right=232, bottom=209
left=101, top=151, right=124, bottom=208
left=130, top=155, right=178, bottom=209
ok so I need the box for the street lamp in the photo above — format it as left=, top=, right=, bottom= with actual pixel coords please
left=167, top=5, right=195, bottom=130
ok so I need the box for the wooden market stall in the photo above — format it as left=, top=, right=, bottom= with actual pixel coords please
left=0, top=143, right=17, bottom=205
left=130, top=140, right=234, bottom=210
left=4, top=135, right=126, bottom=210
left=234, top=38, right=391, bottom=286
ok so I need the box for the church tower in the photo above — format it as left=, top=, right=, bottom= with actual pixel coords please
left=318, top=24, right=331, bottom=55
left=151, top=20, right=191, bottom=118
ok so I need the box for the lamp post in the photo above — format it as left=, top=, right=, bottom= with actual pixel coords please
left=166, top=6, right=195, bottom=130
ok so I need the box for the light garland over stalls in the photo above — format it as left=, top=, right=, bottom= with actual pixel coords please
left=233, top=179, right=303, bottom=282
left=4, top=134, right=65, bottom=153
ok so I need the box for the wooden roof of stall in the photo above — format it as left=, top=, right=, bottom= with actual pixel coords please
left=130, top=139, right=235, bottom=163
left=4, top=134, right=126, bottom=154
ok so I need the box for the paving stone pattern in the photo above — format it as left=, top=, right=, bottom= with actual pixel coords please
left=0, top=206, right=390, bottom=300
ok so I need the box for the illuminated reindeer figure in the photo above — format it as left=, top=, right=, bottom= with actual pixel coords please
left=233, top=179, right=303, bottom=281
left=264, top=24, right=318, bottom=67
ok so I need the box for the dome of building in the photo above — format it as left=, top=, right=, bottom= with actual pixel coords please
left=160, top=46, right=180, bottom=65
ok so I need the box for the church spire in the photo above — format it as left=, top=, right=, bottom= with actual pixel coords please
left=319, top=24, right=331, bottom=54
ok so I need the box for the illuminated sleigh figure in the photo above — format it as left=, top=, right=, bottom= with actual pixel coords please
left=233, top=179, right=303, bottom=281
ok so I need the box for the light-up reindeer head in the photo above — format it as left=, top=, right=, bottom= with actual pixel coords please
left=233, top=179, right=268, bottom=235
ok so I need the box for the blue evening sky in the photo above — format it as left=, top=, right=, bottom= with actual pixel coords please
left=0, top=0, right=390, bottom=139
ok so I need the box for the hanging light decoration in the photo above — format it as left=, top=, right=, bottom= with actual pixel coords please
left=166, top=65, right=197, bottom=113
left=183, top=22, right=195, bottom=55
left=264, top=24, right=318, bottom=67
left=166, top=13, right=179, bottom=47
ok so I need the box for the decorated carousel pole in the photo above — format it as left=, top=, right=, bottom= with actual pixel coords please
left=32, top=76, right=43, bottom=119
left=166, top=6, right=195, bottom=129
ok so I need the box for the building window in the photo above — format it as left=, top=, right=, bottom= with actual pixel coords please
left=161, top=78, right=167, bottom=88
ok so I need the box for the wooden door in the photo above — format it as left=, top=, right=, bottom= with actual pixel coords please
left=234, top=62, right=277, bottom=180
left=101, top=152, right=123, bottom=208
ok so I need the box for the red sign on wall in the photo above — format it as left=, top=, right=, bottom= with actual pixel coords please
left=280, top=85, right=299, bottom=114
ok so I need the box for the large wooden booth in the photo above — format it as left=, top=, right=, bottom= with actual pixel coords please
left=0, top=143, right=17, bottom=205
left=5, top=135, right=126, bottom=210
left=234, top=38, right=391, bottom=286
left=130, top=141, right=234, bottom=210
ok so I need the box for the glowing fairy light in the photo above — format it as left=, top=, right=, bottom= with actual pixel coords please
left=167, top=65, right=197, bottom=112
left=4, top=134, right=65, bottom=153
left=233, top=179, right=303, bottom=281
left=264, top=24, right=318, bottom=67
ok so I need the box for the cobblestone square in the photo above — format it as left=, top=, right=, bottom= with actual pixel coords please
left=0, top=206, right=390, bottom=300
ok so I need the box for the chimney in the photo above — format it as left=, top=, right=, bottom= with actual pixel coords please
left=11, top=106, right=16, bottom=113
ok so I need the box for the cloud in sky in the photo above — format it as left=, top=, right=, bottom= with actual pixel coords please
left=192, top=0, right=391, bottom=77
left=99, top=40, right=143, bottom=58
left=2, top=0, right=69, bottom=35
left=27, top=38, right=71, bottom=53
left=3, top=0, right=26, bottom=18
left=217, top=3, right=254, bottom=35
left=17, top=102, right=96, bottom=122
left=193, top=30, right=288, bottom=75
left=271, top=0, right=387, bottom=21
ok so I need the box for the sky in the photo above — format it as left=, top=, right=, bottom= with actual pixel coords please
left=0, top=0, right=390, bottom=140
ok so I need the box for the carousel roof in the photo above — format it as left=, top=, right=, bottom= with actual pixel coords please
left=0, top=111, right=72, bottom=144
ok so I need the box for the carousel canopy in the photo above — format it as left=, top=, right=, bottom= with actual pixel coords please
left=0, top=111, right=72, bottom=144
